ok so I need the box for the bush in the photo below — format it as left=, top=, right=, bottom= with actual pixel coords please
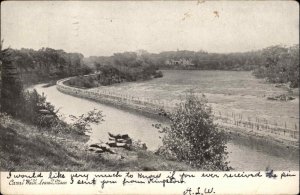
left=79, top=65, right=93, bottom=75
left=18, top=89, right=104, bottom=135
left=155, top=93, right=231, bottom=171
left=0, top=112, right=12, bottom=128
left=64, top=76, right=97, bottom=88
left=154, top=71, right=163, bottom=78
left=19, top=89, right=59, bottom=127
left=69, top=109, right=104, bottom=135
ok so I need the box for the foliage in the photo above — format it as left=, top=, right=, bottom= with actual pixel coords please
left=153, top=70, right=163, bottom=78
left=86, top=49, right=264, bottom=71
left=79, top=64, right=93, bottom=75
left=0, top=112, right=12, bottom=128
left=69, top=109, right=104, bottom=135
left=155, top=93, right=231, bottom=171
left=97, top=52, right=161, bottom=82
left=19, top=89, right=59, bottom=127
left=6, top=44, right=298, bottom=88
left=6, top=88, right=104, bottom=136
left=97, top=65, right=126, bottom=85
left=0, top=48, right=24, bottom=116
left=85, top=44, right=298, bottom=88
left=64, top=75, right=97, bottom=88
left=16, top=89, right=70, bottom=135
left=252, top=45, right=299, bottom=88
left=18, top=90, right=104, bottom=135
left=65, top=53, right=163, bottom=88
left=3, top=47, right=92, bottom=85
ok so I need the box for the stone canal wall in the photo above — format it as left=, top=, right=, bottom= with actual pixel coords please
left=56, top=78, right=163, bottom=118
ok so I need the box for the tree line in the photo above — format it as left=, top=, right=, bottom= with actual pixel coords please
left=85, top=49, right=265, bottom=71
left=65, top=51, right=163, bottom=88
left=0, top=47, right=92, bottom=85
left=87, top=51, right=162, bottom=81
left=85, top=44, right=299, bottom=87
left=1, top=44, right=298, bottom=88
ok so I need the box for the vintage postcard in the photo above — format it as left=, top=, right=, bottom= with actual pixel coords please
left=0, top=0, right=299, bottom=194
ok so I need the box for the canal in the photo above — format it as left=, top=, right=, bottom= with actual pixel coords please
left=34, top=84, right=299, bottom=171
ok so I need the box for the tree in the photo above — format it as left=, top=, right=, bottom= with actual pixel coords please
left=156, top=93, right=231, bottom=171
left=252, top=45, right=299, bottom=88
left=0, top=47, right=23, bottom=116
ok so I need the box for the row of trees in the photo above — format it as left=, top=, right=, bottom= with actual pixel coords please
left=1, top=47, right=92, bottom=85
left=149, top=50, right=264, bottom=71
left=86, top=49, right=264, bottom=71
left=156, top=45, right=299, bottom=88
left=86, top=44, right=298, bottom=87
left=69, top=51, right=163, bottom=88
left=1, top=44, right=298, bottom=88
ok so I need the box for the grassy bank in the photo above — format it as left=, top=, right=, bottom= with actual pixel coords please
left=0, top=114, right=194, bottom=171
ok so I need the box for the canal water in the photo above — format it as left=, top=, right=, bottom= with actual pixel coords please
left=35, top=84, right=299, bottom=171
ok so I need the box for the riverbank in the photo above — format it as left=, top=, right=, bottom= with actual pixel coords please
left=57, top=77, right=299, bottom=151
left=58, top=78, right=165, bottom=120
left=0, top=113, right=194, bottom=171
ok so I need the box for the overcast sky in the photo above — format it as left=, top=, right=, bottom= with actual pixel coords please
left=1, top=1, right=299, bottom=57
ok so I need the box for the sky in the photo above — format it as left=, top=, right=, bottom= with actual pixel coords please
left=1, top=1, right=299, bottom=57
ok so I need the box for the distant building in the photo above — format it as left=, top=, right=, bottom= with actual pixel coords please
left=165, top=59, right=194, bottom=67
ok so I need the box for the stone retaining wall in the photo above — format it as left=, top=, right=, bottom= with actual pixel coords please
left=56, top=78, right=162, bottom=117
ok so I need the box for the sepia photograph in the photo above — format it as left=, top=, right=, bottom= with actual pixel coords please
left=0, top=0, right=299, bottom=193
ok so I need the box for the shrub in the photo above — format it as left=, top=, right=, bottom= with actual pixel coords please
left=155, top=93, right=231, bottom=171
left=19, top=89, right=59, bottom=127
left=69, top=109, right=104, bottom=135
left=64, top=76, right=97, bottom=88
left=0, top=112, right=12, bottom=128
left=79, top=65, right=93, bottom=75
left=154, top=71, right=163, bottom=78
left=18, top=90, right=104, bottom=135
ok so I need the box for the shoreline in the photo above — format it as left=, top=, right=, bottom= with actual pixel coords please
left=56, top=78, right=299, bottom=152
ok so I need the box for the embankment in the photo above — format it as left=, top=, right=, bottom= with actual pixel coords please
left=56, top=78, right=299, bottom=150
left=57, top=78, right=165, bottom=120
left=0, top=111, right=193, bottom=171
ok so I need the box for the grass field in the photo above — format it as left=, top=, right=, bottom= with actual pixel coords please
left=90, top=70, right=299, bottom=130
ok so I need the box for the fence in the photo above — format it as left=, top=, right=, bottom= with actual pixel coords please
left=56, top=78, right=299, bottom=141
left=213, top=111, right=298, bottom=140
